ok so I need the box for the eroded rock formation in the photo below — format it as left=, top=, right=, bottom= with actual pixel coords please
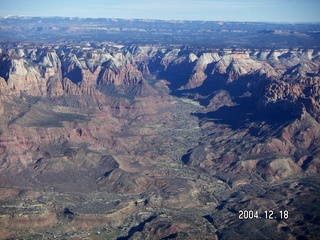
left=0, top=43, right=320, bottom=239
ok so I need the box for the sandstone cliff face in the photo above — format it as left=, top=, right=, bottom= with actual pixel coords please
left=1, top=46, right=318, bottom=97
left=98, top=61, right=142, bottom=86
left=2, top=46, right=168, bottom=98
left=0, top=43, right=320, bottom=239
left=0, top=57, right=47, bottom=96
left=0, top=44, right=319, bottom=151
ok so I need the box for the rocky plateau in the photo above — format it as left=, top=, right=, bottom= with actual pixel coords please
left=0, top=17, right=320, bottom=240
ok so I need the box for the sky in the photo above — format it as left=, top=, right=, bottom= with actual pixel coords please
left=0, top=0, right=319, bottom=23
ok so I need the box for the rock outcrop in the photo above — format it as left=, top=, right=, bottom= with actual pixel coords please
left=0, top=42, right=320, bottom=240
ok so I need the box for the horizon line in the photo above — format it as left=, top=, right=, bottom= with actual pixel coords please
left=1, top=15, right=320, bottom=25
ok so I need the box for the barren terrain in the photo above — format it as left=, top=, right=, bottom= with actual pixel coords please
left=0, top=17, right=320, bottom=239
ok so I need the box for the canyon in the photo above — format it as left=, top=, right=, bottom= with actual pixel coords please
left=0, top=17, right=320, bottom=239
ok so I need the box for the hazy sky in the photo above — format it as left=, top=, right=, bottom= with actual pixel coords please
left=0, top=0, right=319, bottom=23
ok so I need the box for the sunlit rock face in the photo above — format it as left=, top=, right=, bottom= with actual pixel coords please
left=0, top=41, right=319, bottom=240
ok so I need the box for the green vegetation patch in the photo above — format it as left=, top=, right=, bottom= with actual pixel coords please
left=12, top=98, right=91, bottom=128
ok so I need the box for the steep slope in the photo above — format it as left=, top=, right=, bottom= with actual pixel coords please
left=0, top=42, right=319, bottom=239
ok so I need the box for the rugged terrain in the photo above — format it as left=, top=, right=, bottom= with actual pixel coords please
left=0, top=17, right=320, bottom=239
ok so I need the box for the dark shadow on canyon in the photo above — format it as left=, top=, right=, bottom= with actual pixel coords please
left=170, top=71, right=300, bottom=135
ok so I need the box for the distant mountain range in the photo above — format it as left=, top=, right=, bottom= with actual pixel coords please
left=1, top=16, right=320, bottom=48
